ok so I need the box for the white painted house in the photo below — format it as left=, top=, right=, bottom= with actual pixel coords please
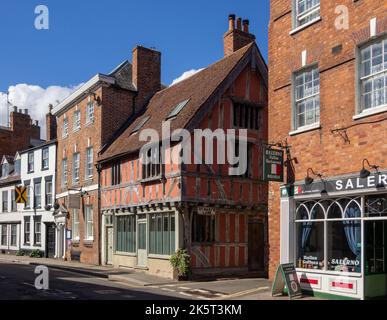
left=19, top=141, right=59, bottom=258
left=0, top=153, right=22, bottom=254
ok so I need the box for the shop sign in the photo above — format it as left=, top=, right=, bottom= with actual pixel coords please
left=272, top=263, right=303, bottom=299
left=292, top=172, right=387, bottom=197
left=197, top=207, right=216, bottom=216
left=68, top=194, right=81, bottom=209
left=263, top=147, right=284, bottom=182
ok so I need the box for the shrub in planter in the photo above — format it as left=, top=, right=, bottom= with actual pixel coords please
left=170, top=249, right=191, bottom=280
left=30, top=249, right=43, bottom=258
left=16, top=250, right=25, bottom=257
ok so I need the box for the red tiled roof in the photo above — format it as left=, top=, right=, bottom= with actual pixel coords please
left=99, top=43, right=257, bottom=162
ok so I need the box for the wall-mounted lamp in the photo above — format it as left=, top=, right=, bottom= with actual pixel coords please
left=305, top=168, right=323, bottom=185
left=360, top=159, right=379, bottom=179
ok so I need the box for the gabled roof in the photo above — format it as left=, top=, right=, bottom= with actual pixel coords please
left=1, top=155, right=14, bottom=166
left=99, top=43, right=267, bottom=162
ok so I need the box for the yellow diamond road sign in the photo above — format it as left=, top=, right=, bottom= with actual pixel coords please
left=15, top=186, right=27, bottom=204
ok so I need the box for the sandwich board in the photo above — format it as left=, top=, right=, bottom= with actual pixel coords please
left=271, top=263, right=303, bottom=299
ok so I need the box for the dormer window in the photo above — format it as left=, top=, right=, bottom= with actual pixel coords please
left=14, top=159, right=21, bottom=175
left=1, top=163, right=9, bottom=177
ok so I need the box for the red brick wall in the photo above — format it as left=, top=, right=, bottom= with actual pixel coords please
left=268, top=0, right=387, bottom=278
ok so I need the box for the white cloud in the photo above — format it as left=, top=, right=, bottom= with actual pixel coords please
left=171, top=68, right=204, bottom=86
left=0, top=83, right=82, bottom=139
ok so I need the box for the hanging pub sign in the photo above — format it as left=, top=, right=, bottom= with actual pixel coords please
left=263, top=146, right=284, bottom=182
left=68, top=193, right=81, bottom=210
left=272, top=263, right=303, bottom=299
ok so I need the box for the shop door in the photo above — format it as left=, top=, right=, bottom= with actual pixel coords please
left=365, top=220, right=387, bottom=299
left=46, top=223, right=56, bottom=258
left=137, top=221, right=147, bottom=267
left=248, top=221, right=265, bottom=272
left=106, top=227, right=113, bottom=265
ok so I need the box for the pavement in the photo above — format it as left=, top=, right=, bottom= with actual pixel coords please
left=0, top=254, right=321, bottom=300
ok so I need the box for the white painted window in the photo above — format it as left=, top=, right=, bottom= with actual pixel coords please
left=34, top=182, right=41, bottom=209
left=86, top=102, right=94, bottom=124
left=294, top=67, right=320, bottom=129
left=359, top=38, right=387, bottom=112
left=1, top=225, right=7, bottom=246
left=86, top=147, right=93, bottom=179
left=73, top=153, right=80, bottom=184
left=42, top=148, right=49, bottom=170
left=85, top=206, right=93, bottom=240
left=25, top=183, right=31, bottom=209
left=73, top=110, right=81, bottom=131
left=294, top=0, right=320, bottom=28
left=34, top=216, right=41, bottom=245
left=2, top=191, right=8, bottom=213
left=45, top=180, right=53, bottom=206
left=10, top=224, right=17, bottom=247
left=63, top=118, right=69, bottom=138
left=28, top=152, right=34, bottom=173
left=24, top=217, right=30, bottom=245
left=62, top=159, right=68, bottom=186
left=1, top=163, right=9, bottom=177
left=73, top=209, right=80, bottom=241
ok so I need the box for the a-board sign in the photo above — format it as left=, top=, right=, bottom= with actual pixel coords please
left=271, top=263, right=302, bottom=299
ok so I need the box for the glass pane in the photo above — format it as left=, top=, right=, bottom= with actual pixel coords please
left=328, top=202, right=343, bottom=219
left=327, top=220, right=361, bottom=273
left=365, top=195, right=387, bottom=217
left=296, top=221, right=324, bottom=270
left=138, top=223, right=146, bottom=250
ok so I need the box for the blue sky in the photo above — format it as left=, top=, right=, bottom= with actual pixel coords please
left=0, top=0, right=269, bottom=91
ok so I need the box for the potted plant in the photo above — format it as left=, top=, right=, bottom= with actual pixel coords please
left=30, top=249, right=43, bottom=258
left=170, top=249, right=191, bottom=281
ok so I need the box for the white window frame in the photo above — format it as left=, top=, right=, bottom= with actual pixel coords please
left=34, top=217, right=42, bottom=246
left=73, top=153, right=80, bottom=185
left=34, top=182, right=42, bottom=209
left=1, top=225, right=7, bottom=246
left=294, top=0, right=320, bottom=29
left=356, top=37, right=387, bottom=116
left=2, top=190, right=8, bottom=213
left=85, top=205, right=94, bottom=241
left=292, top=66, right=320, bottom=132
left=24, top=217, right=30, bottom=245
left=45, top=180, right=53, bottom=207
left=42, top=148, right=49, bottom=170
left=62, top=158, right=68, bottom=186
left=10, top=224, right=17, bottom=247
left=86, top=102, right=95, bottom=125
left=28, top=152, right=34, bottom=173
left=63, top=117, right=69, bottom=138
left=72, top=209, right=80, bottom=241
left=73, top=110, right=81, bottom=132
left=85, top=147, right=94, bottom=180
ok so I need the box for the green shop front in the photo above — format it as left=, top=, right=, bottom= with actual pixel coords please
left=280, top=171, right=387, bottom=300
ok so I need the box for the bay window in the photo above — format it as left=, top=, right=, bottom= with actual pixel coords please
left=296, top=198, right=362, bottom=273
left=359, top=38, right=387, bottom=112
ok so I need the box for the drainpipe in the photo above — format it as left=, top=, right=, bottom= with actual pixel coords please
left=96, top=163, right=102, bottom=266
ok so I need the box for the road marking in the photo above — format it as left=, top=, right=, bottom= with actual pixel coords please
left=178, top=287, right=190, bottom=290
left=161, top=288, right=175, bottom=292
left=216, top=286, right=270, bottom=300
left=193, top=289, right=210, bottom=294
left=179, top=292, right=193, bottom=297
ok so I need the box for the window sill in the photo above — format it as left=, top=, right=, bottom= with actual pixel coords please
left=289, top=123, right=321, bottom=136
left=85, top=121, right=94, bottom=128
left=148, top=254, right=171, bottom=260
left=115, top=251, right=136, bottom=257
left=73, top=128, right=81, bottom=133
left=41, top=167, right=49, bottom=172
left=353, top=104, right=387, bottom=120
left=290, top=17, right=322, bottom=36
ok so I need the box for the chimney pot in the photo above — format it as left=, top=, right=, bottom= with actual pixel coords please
left=243, top=19, right=250, bottom=33
left=228, top=14, right=236, bottom=31
left=13, top=106, right=17, bottom=112
left=236, top=18, right=242, bottom=30
left=24, top=109, right=28, bottom=115
left=48, top=104, right=53, bottom=112
left=35, top=120, right=39, bottom=126
left=18, top=109, right=22, bottom=113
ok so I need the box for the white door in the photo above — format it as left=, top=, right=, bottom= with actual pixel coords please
left=137, top=222, right=147, bottom=267
left=106, top=227, right=113, bottom=265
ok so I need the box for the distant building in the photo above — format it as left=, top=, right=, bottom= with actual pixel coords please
left=0, top=107, right=43, bottom=160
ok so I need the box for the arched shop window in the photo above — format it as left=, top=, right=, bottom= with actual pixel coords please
left=295, top=198, right=362, bottom=273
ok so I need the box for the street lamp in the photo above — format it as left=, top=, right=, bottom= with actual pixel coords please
left=305, top=168, right=323, bottom=185
left=360, top=159, right=379, bottom=179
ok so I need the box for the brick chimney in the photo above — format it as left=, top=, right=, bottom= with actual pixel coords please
left=132, top=46, right=161, bottom=110
left=224, top=14, right=256, bottom=56
left=46, top=104, right=57, bottom=141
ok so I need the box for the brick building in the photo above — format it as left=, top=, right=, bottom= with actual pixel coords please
left=0, top=107, right=43, bottom=160
left=268, top=0, right=387, bottom=299
left=98, top=15, right=268, bottom=279
left=52, top=49, right=161, bottom=265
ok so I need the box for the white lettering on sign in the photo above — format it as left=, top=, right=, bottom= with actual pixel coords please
left=336, top=180, right=343, bottom=191
left=368, top=175, right=376, bottom=187
left=331, top=258, right=360, bottom=267
left=345, top=179, right=354, bottom=190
